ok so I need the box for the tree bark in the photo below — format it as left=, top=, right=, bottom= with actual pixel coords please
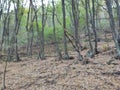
left=62, top=0, right=69, bottom=59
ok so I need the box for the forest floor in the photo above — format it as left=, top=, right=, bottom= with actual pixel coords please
left=0, top=35, right=120, bottom=90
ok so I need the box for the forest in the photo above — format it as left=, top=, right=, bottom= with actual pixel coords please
left=0, top=0, right=120, bottom=90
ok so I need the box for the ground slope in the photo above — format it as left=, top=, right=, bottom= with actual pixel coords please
left=0, top=51, right=120, bottom=90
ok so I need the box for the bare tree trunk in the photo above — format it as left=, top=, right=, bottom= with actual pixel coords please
left=106, top=0, right=120, bottom=58
left=1, top=60, right=7, bottom=90
left=38, top=0, right=45, bottom=60
left=0, top=0, right=3, bottom=20
left=61, top=0, right=69, bottom=59
left=85, top=0, right=94, bottom=58
left=31, top=2, right=41, bottom=59
left=1, top=0, right=13, bottom=61
left=52, top=0, right=62, bottom=60
left=1, top=1, right=10, bottom=87
left=114, top=0, right=120, bottom=31
left=92, top=0, right=98, bottom=54
left=11, top=0, right=24, bottom=61
left=26, top=1, right=35, bottom=56
left=71, top=0, right=83, bottom=61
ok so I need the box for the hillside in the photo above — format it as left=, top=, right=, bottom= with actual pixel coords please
left=0, top=46, right=120, bottom=90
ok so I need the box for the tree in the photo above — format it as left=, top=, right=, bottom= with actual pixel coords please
left=91, top=0, right=98, bottom=54
left=106, top=0, right=120, bottom=59
left=52, top=0, right=62, bottom=60
left=38, top=0, right=46, bottom=60
left=71, top=0, right=83, bottom=61
left=85, top=0, right=94, bottom=58
left=114, top=0, right=120, bottom=31
left=61, top=0, right=69, bottom=59
left=10, top=0, right=24, bottom=61
left=1, top=0, right=11, bottom=89
left=26, top=0, right=35, bottom=56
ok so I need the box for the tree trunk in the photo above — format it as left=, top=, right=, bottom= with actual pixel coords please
left=106, top=0, right=120, bottom=58
left=85, top=0, right=94, bottom=58
left=62, top=0, right=69, bottom=59
left=38, top=0, right=45, bottom=60
left=1, top=60, right=7, bottom=90
left=114, top=0, right=120, bottom=31
left=52, top=0, right=62, bottom=60
left=71, top=0, right=83, bottom=61
left=92, top=0, right=98, bottom=54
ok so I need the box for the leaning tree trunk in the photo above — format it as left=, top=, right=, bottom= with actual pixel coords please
left=106, top=0, right=120, bottom=58
left=114, top=0, right=120, bottom=31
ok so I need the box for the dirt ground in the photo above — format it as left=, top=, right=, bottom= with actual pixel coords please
left=0, top=51, right=120, bottom=90
left=0, top=39, right=120, bottom=90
